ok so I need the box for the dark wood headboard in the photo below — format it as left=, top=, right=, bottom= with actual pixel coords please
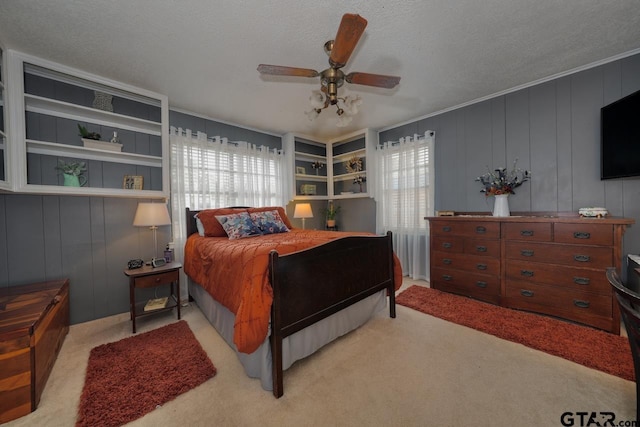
left=185, top=208, right=202, bottom=237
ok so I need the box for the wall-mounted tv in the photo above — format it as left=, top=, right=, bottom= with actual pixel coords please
left=601, top=88, right=640, bottom=179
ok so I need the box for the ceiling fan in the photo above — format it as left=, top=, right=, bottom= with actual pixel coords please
left=257, top=13, right=401, bottom=124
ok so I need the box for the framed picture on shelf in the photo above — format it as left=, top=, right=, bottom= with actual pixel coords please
left=123, top=175, right=143, bottom=190
left=296, top=166, right=306, bottom=175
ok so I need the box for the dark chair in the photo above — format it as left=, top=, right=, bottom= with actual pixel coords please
left=606, top=267, right=640, bottom=421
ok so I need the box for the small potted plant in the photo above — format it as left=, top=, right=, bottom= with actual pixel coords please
left=55, top=159, right=87, bottom=187
left=77, top=124, right=101, bottom=141
left=323, top=203, right=341, bottom=228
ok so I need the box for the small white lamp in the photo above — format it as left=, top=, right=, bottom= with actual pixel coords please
left=133, top=202, right=171, bottom=265
left=293, top=203, right=313, bottom=229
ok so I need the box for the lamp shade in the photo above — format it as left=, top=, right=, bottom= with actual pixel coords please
left=293, top=203, right=313, bottom=219
left=133, top=202, right=171, bottom=227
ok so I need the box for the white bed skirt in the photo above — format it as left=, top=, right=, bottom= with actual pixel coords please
left=189, top=279, right=387, bottom=390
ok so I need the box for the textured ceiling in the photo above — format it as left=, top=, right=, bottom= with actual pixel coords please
left=1, top=0, right=639, bottom=140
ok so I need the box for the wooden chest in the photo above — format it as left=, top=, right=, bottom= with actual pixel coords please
left=0, top=279, right=70, bottom=424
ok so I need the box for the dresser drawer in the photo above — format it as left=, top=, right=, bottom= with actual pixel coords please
left=432, top=267, right=501, bottom=304
left=554, top=223, right=613, bottom=246
left=463, top=238, right=500, bottom=257
left=505, top=241, right=613, bottom=268
left=134, top=270, right=179, bottom=288
left=432, top=251, right=500, bottom=275
left=505, top=280, right=612, bottom=323
left=431, top=221, right=500, bottom=238
left=504, top=222, right=552, bottom=242
left=505, top=260, right=609, bottom=293
left=432, top=235, right=464, bottom=253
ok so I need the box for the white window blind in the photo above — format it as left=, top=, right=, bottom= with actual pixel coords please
left=373, top=131, right=435, bottom=280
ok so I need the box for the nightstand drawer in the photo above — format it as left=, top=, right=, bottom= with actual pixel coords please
left=134, top=270, right=179, bottom=288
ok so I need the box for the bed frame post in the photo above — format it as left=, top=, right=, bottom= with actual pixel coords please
left=387, top=231, right=396, bottom=319
left=269, top=250, right=284, bottom=398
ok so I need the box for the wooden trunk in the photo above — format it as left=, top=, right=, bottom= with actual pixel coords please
left=0, top=279, right=70, bottom=423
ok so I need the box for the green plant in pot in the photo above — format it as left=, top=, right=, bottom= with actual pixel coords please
left=55, top=159, right=87, bottom=187
left=78, top=124, right=101, bottom=141
left=323, top=203, right=341, bottom=228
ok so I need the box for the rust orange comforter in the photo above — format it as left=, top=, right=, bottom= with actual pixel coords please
left=184, top=229, right=402, bottom=354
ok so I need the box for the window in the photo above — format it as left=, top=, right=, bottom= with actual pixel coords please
left=373, top=132, right=435, bottom=280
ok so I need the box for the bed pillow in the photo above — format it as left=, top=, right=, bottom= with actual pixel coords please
left=247, top=206, right=294, bottom=230
left=215, top=211, right=263, bottom=239
left=196, top=208, right=247, bottom=237
left=249, top=209, right=290, bottom=235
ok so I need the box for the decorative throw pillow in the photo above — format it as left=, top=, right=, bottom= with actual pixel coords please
left=246, top=206, right=294, bottom=229
left=215, top=211, right=263, bottom=239
left=249, top=209, right=290, bottom=235
left=196, top=208, right=246, bottom=237
left=195, top=216, right=205, bottom=236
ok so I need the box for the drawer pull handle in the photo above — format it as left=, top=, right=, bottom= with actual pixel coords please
left=476, top=246, right=487, bottom=252
left=443, top=259, right=452, bottom=265
left=476, top=226, right=486, bottom=234
left=573, top=254, right=590, bottom=262
left=442, top=274, right=452, bottom=281
left=520, top=270, right=534, bottom=277
left=442, top=226, right=452, bottom=232
left=573, top=231, right=591, bottom=239
left=476, top=281, right=488, bottom=288
left=520, top=289, right=534, bottom=297
left=520, top=230, right=534, bottom=237
left=520, top=250, right=534, bottom=257
left=155, top=278, right=161, bottom=282
left=476, top=263, right=487, bottom=270
left=443, top=242, right=452, bottom=249
left=573, top=277, right=590, bottom=285
left=574, top=300, right=590, bottom=309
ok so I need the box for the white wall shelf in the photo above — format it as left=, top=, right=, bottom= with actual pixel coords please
left=27, top=140, right=162, bottom=168
left=5, top=50, right=169, bottom=198
left=284, top=129, right=375, bottom=201
left=24, top=94, right=162, bottom=136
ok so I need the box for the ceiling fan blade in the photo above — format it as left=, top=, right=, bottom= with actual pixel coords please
left=257, top=64, right=319, bottom=78
left=329, top=14, right=368, bottom=68
left=345, top=72, right=401, bottom=89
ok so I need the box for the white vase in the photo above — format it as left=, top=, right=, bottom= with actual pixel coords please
left=493, top=194, right=510, bottom=217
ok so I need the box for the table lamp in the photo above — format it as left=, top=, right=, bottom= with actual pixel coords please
left=293, top=203, right=313, bottom=229
left=133, top=202, right=171, bottom=266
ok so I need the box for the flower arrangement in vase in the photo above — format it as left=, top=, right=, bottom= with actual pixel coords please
left=476, top=159, right=531, bottom=196
left=476, top=159, right=530, bottom=217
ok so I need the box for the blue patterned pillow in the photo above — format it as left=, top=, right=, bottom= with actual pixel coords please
left=249, top=209, right=290, bottom=235
left=215, top=212, right=262, bottom=239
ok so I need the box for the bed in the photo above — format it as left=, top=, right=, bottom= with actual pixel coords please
left=184, top=207, right=401, bottom=397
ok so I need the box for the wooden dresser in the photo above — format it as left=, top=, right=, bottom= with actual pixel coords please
left=427, top=214, right=634, bottom=334
left=0, top=279, right=70, bottom=423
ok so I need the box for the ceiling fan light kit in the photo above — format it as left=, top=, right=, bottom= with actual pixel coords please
left=257, top=13, right=400, bottom=128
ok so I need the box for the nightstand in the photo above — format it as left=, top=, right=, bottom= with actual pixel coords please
left=124, top=262, right=182, bottom=333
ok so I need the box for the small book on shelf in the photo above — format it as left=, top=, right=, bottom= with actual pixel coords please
left=144, top=297, right=168, bottom=312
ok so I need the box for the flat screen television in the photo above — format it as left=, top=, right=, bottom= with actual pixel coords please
left=601, top=88, right=640, bottom=179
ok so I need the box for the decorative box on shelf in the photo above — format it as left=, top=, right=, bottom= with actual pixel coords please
left=82, top=138, right=123, bottom=152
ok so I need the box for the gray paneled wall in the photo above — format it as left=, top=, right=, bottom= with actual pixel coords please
left=380, top=52, right=640, bottom=263
left=0, top=194, right=171, bottom=324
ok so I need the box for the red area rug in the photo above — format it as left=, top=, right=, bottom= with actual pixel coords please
left=76, top=320, right=216, bottom=427
left=397, top=285, right=634, bottom=381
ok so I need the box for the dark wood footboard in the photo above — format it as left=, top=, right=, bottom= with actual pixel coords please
left=184, top=208, right=396, bottom=398
left=269, top=231, right=395, bottom=398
